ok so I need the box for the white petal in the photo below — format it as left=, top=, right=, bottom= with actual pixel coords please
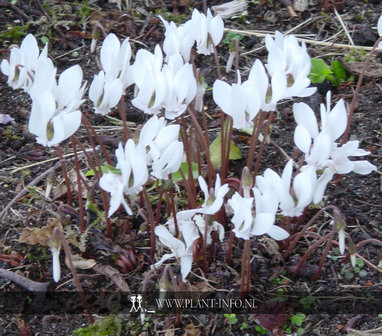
left=155, top=225, right=186, bottom=257
left=252, top=213, right=275, bottom=236
left=293, top=102, right=318, bottom=138
left=267, top=225, right=290, bottom=241
left=327, top=99, right=347, bottom=140
left=180, top=255, right=193, bottom=281
left=378, top=15, right=382, bottom=37
left=352, top=161, right=377, bottom=175
left=213, top=80, right=231, bottom=114
left=294, top=124, right=312, bottom=154
left=52, top=247, right=61, bottom=283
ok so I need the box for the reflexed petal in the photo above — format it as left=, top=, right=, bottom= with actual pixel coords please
left=198, top=175, right=209, bottom=203
left=20, top=34, right=39, bottom=68
left=0, top=59, right=10, bottom=76
left=267, top=225, right=289, bottom=241
left=213, top=80, right=231, bottom=114
left=58, top=65, right=83, bottom=107
left=151, top=253, right=175, bottom=270
left=352, top=161, right=377, bottom=175
left=313, top=168, right=335, bottom=204
left=49, top=110, right=81, bottom=146
left=327, top=99, right=347, bottom=140
left=100, top=33, right=120, bottom=75
left=293, top=102, right=318, bottom=138
left=105, top=78, right=123, bottom=108
left=308, top=132, right=331, bottom=165
left=180, top=255, right=193, bottom=281
left=293, top=170, right=313, bottom=208
left=89, top=71, right=105, bottom=104
left=155, top=225, right=186, bottom=257
left=182, top=220, right=199, bottom=253
left=209, top=13, right=224, bottom=46
left=294, top=124, right=312, bottom=154
left=252, top=213, right=275, bottom=236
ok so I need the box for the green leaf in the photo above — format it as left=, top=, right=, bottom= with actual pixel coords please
left=209, top=132, right=242, bottom=169
left=291, top=313, right=306, bottom=327
left=224, top=313, right=238, bottom=324
left=85, top=163, right=121, bottom=177
left=171, top=162, right=199, bottom=182
left=331, top=60, right=347, bottom=83
left=309, top=58, right=335, bottom=84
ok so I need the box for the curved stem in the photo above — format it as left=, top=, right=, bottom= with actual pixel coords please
left=342, top=36, right=382, bottom=144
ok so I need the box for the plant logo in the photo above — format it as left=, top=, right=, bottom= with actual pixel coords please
left=129, top=294, right=143, bottom=313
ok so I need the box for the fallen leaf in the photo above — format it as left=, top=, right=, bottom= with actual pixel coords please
left=19, top=218, right=63, bottom=246
left=53, top=169, right=92, bottom=200
left=66, top=254, right=96, bottom=270
left=183, top=324, right=200, bottom=336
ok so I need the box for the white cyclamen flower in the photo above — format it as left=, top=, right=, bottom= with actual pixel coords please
left=89, top=71, right=123, bottom=115
left=246, top=59, right=286, bottom=112
left=99, top=139, right=149, bottom=217
left=228, top=190, right=289, bottom=241
left=194, top=214, right=225, bottom=245
left=213, top=70, right=261, bottom=129
left=265, top=31, right=316, bottom=99
left=138, top=115, right=184, bottom=179
left=132, top=45, right=167, bottom=114
left=151, top=221, right=199, bottom=281
left=28, top=62, right=85, bottom=146
left=89, top=34, right=133, bottom=115
left=177, top=174, right=230, bottom=220
left=161, top=53, right=197, bottom=120
left=186, top=8, right=224, bottom=55
left=1, top=34, right=48, bottom=92
left=160, top=17, right=194, bottom=62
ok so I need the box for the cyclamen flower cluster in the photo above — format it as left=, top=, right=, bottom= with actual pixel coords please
left=89, top=8, right=224, bottom=119
left=0, top=34, right=86, bottom=146
left=99, top=115, right=183, bottom=217
left=213, top=32, right=316, bottom=129
left=1, top=9, right=378, bottom=284
left=152, top=175, right=228, bottom=281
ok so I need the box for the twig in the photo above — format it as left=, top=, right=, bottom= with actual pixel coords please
left=0, top=160, right=63, bottom=222
left=0, top=268, right=50, bottom=292
left=333, top=7, right=354, bottom=46
left=92, top=264, right=131, bottom=292
left=225, top=28, right=375, bottom=51
left=0, top=0, right=30, bottom=21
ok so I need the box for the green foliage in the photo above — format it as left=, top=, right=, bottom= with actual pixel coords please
left=343, top=49, right=373, bottom=63
left=0, top=23, right=30, bottom=43
left=76, top=0, right=92, bottom=27
left=290, top=313, right=306, bottom=327
left=209, top=132, right=242, bottom=169
left=255, top=325, right=268, bottom=335
left=153, top=8, right=189, bottom=25
left=309, top=58, right=347, bottom=86
left=223, top=31, right=245, bottom=50
left=224, top=313, right=238, bottom=325
left=86, top=163, right=121, bottom=177
left=73, top=315, right=122, bottom=336
left=171, top=162, right=199, bottom=181
left=299, top=295, right=316, bottom=309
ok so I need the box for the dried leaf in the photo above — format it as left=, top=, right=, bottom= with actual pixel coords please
left=19, top=219, right=63, bottom=246
left=66, top=253, right=96, bottom=270
left=183, top=324, right=200, bottom=336
left=53, top=169, right=92, bottom=200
